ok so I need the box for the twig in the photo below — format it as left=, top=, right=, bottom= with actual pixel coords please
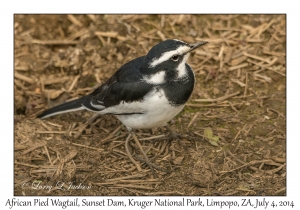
left=228, top=63, right=248, bottom=71
left=15, top=66, right=28, bottom=71
left=253, top=73, right=272, bottom=83
left=30, top=39, right=79, bottom=45
left=125, top=134, right=142, bottom=172
left=97, top=125, right=123, bottom=144
left=226, top=150, right=259, bottom=172
left=265, top=163, right=285, bottom=175
left=274, top=187, right=286, bottom=195
left=15, top=162, right=93, bottom=171
left=104, top=174, right=145, bottom=182
left=96, top=167, right=137, bottom=174
left=267, top=108, right=285, bottom=118
left=45, top=121, right=63, bottom=128
left=86, top=14, right=96, bottom=22
left=150, top=141, right=169, bottom=162
left=43, top=76, right=69, bottom=85
left=36, top=131, right=76, bottom=134
left=95, top=31, right=127, bottom=41
left=74, top=113, right=100, bottom=139
left=15, top=161, right=40, bottom=168
left=232, top=129, right=242, bottom=142
left=139, top=135, right=166, bottom=141
left=258, top=19, right=275, bottom=37
left=194, top=91, right=240, bottom=102
left=68, top=75, right=81, bottom=92
left=188, top=112, right=200, bottom=128
left=247, top=58, right=286, bottom=76
left=30, top=168, right=57, bottom=173
left=219, top=160, right=271, bottom=174
left=272, top=157, right=286, bottom=163
left=112, top=184, right=154, bottom=190
left=67, top=29, right=88, bottom=41
left=103, top=134, right=127, bottom=145
left=112, top=148, right=129, bottom=157
left=157, top=30, right=166, bottom=40
left=244, top=72, right=248, bottom=97
left=144, top=191, right=184, bottom=196
left=118, top=179, right=160, bottom=184
left=262, top=49, right=285, bottom=57
left=22, top=142, right=47, bottom=155
left=44, top=146, right=53, bottom=165
left=228, top=101, right=239, bottom=113
left=95, top=31, right=118, bottom=37
left=40, top=121, right=52, bottom=131
left=67, top=14, right=83, bottom=27
left=135, top=155, right=172, bottom=174
left=186, top=102, right=243, bottom=108
left=243, top=52, right=271, bottom=64
left=230, top=78, right=246, bottom=87
left=226, top=150, right=284, bottom=175
left=61, top=150, right=78, bottom=163
left=71, top=142, right=104, bottom=151
left=14, top=72, right=35, bottom=84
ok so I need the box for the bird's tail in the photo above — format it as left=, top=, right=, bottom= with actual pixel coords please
left=37, top=97, right=85, bottom=119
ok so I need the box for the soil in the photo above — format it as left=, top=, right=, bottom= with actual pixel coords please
left=14, top=14, right=286, bottom=196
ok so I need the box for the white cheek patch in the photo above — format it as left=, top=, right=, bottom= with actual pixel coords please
left=177, top=53, right=190, bottom=78
left=144, top=71, right=166, bottom=85
left=149, top=45, right=190, bottom=68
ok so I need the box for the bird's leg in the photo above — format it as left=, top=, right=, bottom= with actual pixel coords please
left=130, top=131, right=149, bottom=161
left=130, top=131, right=153, bottom=171
left=124, top=133, right=142, bottom=172
left=130, top=131, right=157, bottom=177
left=165, top=125, right=191, bottom=152
left=165, top=125, right=183, bottom=140
left=125, top=131, right=173, bottom=175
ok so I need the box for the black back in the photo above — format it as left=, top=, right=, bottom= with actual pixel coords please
left=85, top=56, right=153, bottom=109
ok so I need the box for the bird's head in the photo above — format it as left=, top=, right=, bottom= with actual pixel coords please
left=142, top=39, right=207, bottom=84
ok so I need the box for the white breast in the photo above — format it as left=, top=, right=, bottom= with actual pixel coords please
left=100, top=88, right=184, bottom=130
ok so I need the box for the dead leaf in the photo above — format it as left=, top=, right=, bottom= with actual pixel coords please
left=173, top=156, right=184, bottom=165
left=44, top=90, right=65, bottom=99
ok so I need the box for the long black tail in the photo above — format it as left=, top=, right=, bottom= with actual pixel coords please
left=37, top=97, right=85, bottom=119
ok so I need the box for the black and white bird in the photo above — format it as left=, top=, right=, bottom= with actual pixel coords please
left=38, top=39, right=207, bottom=131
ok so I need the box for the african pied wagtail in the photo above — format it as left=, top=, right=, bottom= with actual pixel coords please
left=38, top=39, right=208, bottom=131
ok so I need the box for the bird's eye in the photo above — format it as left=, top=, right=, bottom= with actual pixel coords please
left=171, top=54, right=179, bottom=61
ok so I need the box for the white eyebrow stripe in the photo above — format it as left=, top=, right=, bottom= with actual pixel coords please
left=149, top=45, right=190, bottom=68
left=173, top=39, right=186, bottom=44
left=149, top=51, right=174, bottom=68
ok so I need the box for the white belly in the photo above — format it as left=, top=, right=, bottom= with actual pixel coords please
left=101, top=88, right=184, bottom=130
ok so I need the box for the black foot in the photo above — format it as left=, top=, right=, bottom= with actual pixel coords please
left=166, top=126, right=182, bottom=141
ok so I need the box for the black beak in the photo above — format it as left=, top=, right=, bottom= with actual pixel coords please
left=186, top=41, right=208, bottom=53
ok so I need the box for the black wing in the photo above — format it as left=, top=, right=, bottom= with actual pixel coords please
left=84, top=56, right=154, bottom=109
left=38, top=56, right=153, bottom=119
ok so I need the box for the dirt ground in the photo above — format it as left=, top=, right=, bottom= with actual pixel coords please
left=14, top=14, right=286, bottom=196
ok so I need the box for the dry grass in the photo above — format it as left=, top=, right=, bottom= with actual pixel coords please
left=14, top=14, right=286, bottom=196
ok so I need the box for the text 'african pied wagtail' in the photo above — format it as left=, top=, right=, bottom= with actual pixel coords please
left=38, top=39, right=208, bottom=131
